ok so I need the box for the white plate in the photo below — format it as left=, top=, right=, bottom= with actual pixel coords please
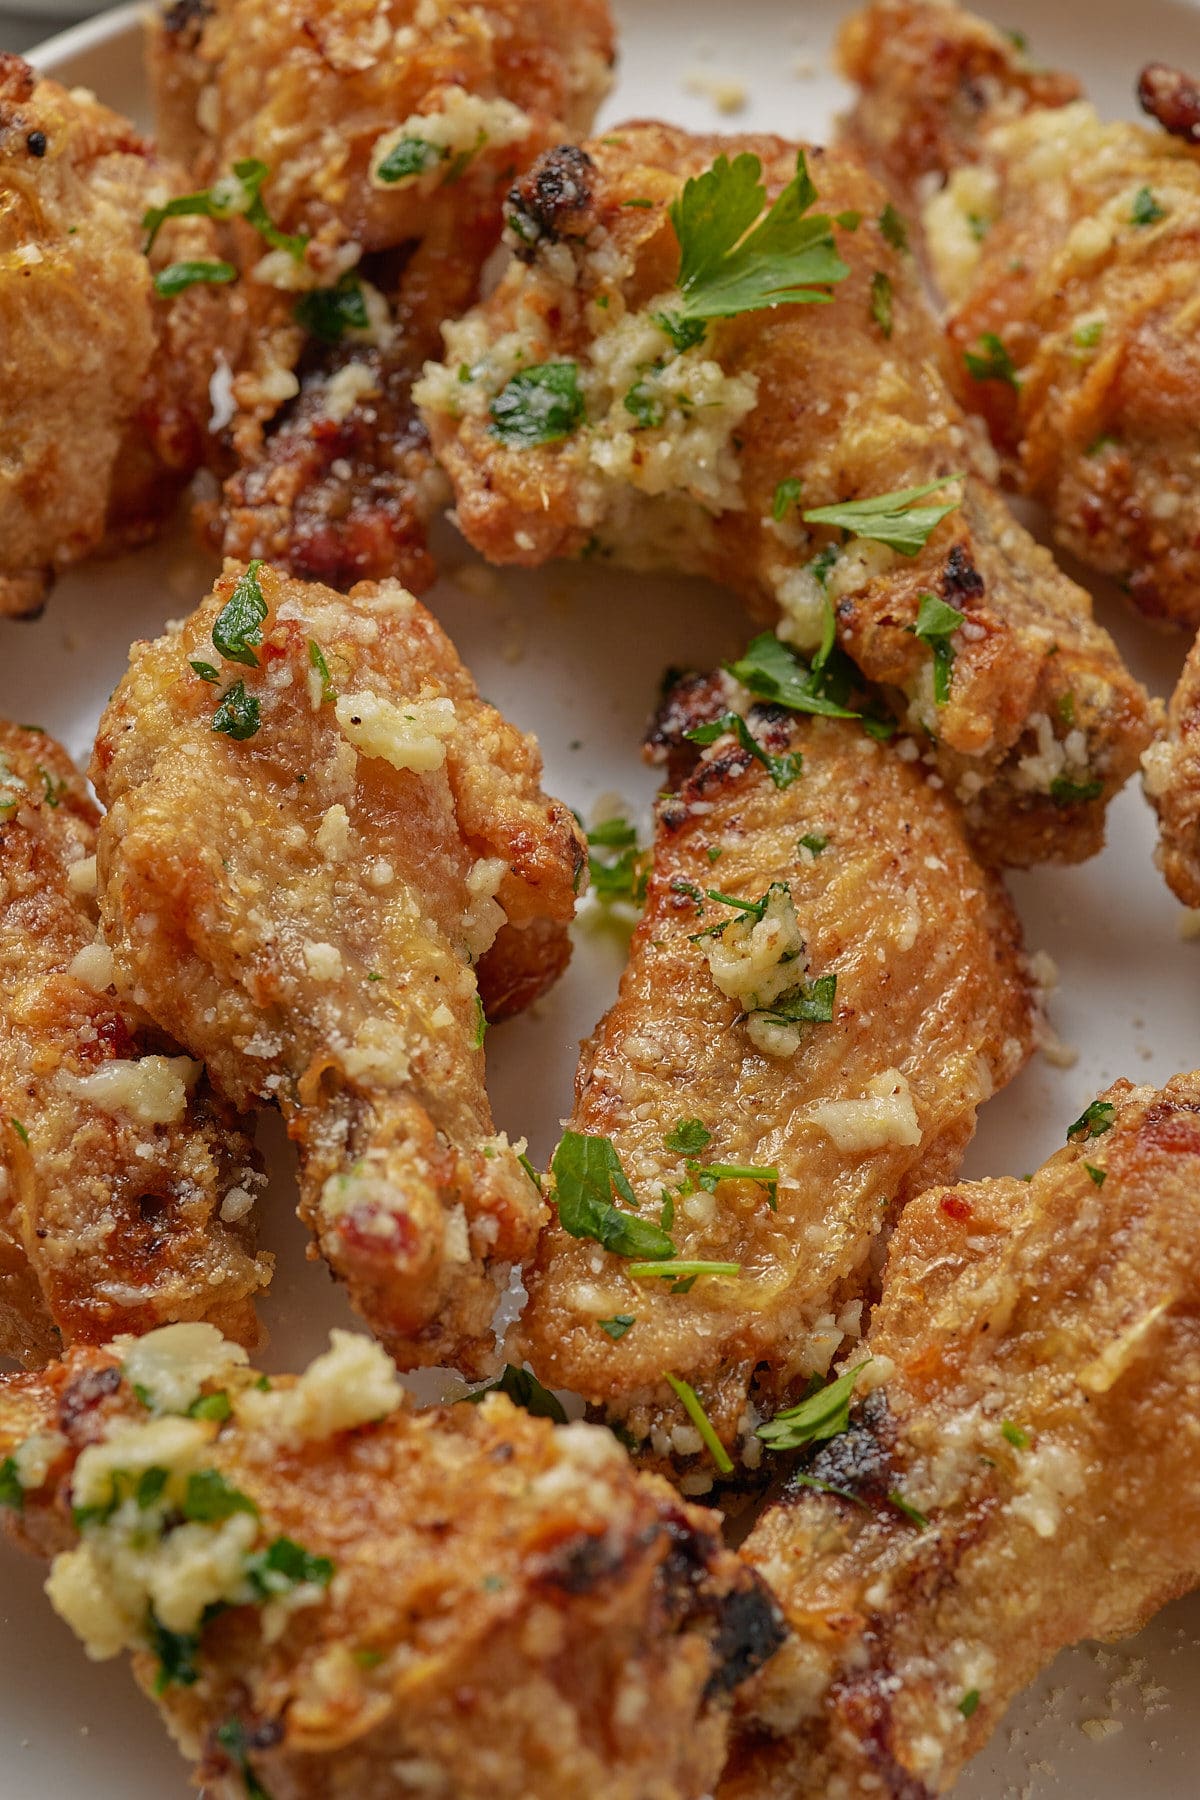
left=4, top=2, right=1200, bottom=1795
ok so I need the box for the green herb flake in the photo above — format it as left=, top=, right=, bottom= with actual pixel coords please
left=598, top=1314, right=635, bottom=1340
left=1073, top=318, right=1104, bottom=349
left=772, top=477, right=803, bottom=521
left=36, top=765, right=66, bottom=808
left=213, top=561, right=268, bottom=669
left=187, top=1391, right=232, bottom=1424
left=0, top=1456, right=23, bottom=1511
left=879, top=202, right=909, bottom=252
left=375, top=135, right=442, bottom=183
left=802, top=475, right=964, bottom=557
left=247, top=1536, right=335, bottom=1597
left=1084, top=1162, right=1107, bottom=1188
left=624, top=377, right=665, bottom=429
left=215, top=1717, right=274, bottom=1800
left=628, top=1258, right=741, bottom=1281
left=888, top=1490, right=929, bottom=1529
left=964, top=332, right=1019, bottom=388
left=911, top=592, right=966, bottom=706
left=1068, top=1099, right=1116, bottom=1141
left=869, top=269, right=893, bottom=338
left=663, top=1118, right=712, bottom=1156
left=1131, top=186, right=1167, bottom=227
left=621, top=197, right=655, bottom=209
left=836, top=209, right=861, bottom=230
left=144, top=157, right=305, bottom=262
left=181, top=1469, right=259, bottom=1524
left=756, top=1360, right=872, bottom=1451
left=489, top=361, right=585, bottom=446
left=551, top=1130, right=674, bottom=1260
left=653, top=310, right=708, bottom=351
left=154, top=258, right=237, bottom=297
left=9, top=1118, right=29, bottom=1145
left=307, top=639, right=336, bottom=703
left=664, top=1373, right=734, bottom=1474
left=471, top=994, right=488, bottom=1050
left=212, top=681, right=262, bottom=741
left=294, top=273, right=370, bottom=344
left=149, top=1615, right=201, bottom=1693
left=798, top=832, right=828, bottom=856
left=959, top=1688, right=982, bottom=1719
left=518, top=1153, right=543, bottom=1194
left=465, top=1364, right=567, bottom=1423
left=136, top=1466, right=169, bottom=1509
left=1000, top=1421, right=1030, bottom=1450
left=967, top=212, right=990, bottom=242
left=684, top=710, right=803, bottom=789
left=725, top=631, right=858, bottom=720
left=190, top=660, right=221, bottom=684
left=1050, top=775, right=1103, bottom=805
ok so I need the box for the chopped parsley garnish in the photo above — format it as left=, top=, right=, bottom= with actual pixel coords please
left=212, top=560, right=268, bottom=668
left=136, top=1467, right=169, bottom=1508
left=307, top=639, right=335, bottom=703
left=756, top=1360, right=871, bottom=1451
left=181, top=1469, right=259, bottom=1524
left=911, top=592, right=965, bottom=706
left=798, top=832, right=828, bottom=856
left=376, top=136, right=442, bottom=183
left=664, top=1118, right=712, bottom=1155
left=586, top=817, right=649, bottom=906
left=187, top=1391, right=232, bottom=1423
left=9, top=1118, right=29, bottom=1145
left=472, top=994, right=487, bottom=1049
left=1084, top=1162, right=1107, bottom=1188
left=36, top=765, right=66, bottom=807
left=626, top=1259, right=741, bottom=1280
left=959, top=1688, right=982, bottom=1719
left=1131, top=185, right=1167, bottom=227
left=518, top=1153, right=543, bottom=1193
left=1050, top=775, right=1103, bottom=805
left=0, top=1456, right=23, bottom=1511
left=660, top=148, right=849, bottom=339
left=212, top=681, right=262, bottom=741
left=154, top=258, right=237, bottom=297
left=215, top=1718, right=273, bottom=1800
left=247, top=1536, right=335, bottom=1597
left=149, top=1614, right=201, bottom=1693
left=772, top=477, right=803, bottom=520
left=190, top=660, right=220, bottom=683
left=1057, top=690, right=1076, bottom=726
left=550, top=1130, right=674, bottom=1260
left=1073, top=319, right=1104, bottom=349
left=888, top=1491, right=929, bottom=1529
left=963, top=332, right=1019, bottom=388
left=747, top=973, right=837, bottom=1033
left=725, top=630, right=858, bottom=720
left=803, top=476, right=963, bottom=557
left=879, top=202, right=909, bottom=252
left=664, top=1373, right=734, bottom=1474
left=144, top=158, right=305, bottom=261
left=869, top=269, right=893, bottom=337
left=489, top=361, right=585, bottom=446
left=624, top=378, right=665, bottom=429
left=967, top=212, right=990, bottom=241
left=464, top=1364, right=567, bottom=1423
left=294, top=273, right=369, bottom=343
left=1067, top=1099, right=1116, bottom=1140
left=684, top=710, right=803, bottom=789
left=1000, top=1421, right=1030, bottom=1450
left=598, top=1314, right=635, bottom=1340
left=653, top=310, right=708, bottom=351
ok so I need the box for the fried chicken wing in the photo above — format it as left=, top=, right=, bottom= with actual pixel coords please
left=1143, top=631, right=1200, bottom=902
left=725, top=1070, right=1200, bottom=1798
left=417, top=124, right=1154, bottom=866
left=150, top=0, right=615, bottom=590
left=0, top=1324, right=784, bottom=1799
left=0, top=725, right=269, bottom=1368
left=0, top=54, right=231, bottom=618
left=91, top=564, right=585, bottom=1374
left=513, top=683, right=1035, bottom=1479
left=840, top=2, right=1200, bottom=630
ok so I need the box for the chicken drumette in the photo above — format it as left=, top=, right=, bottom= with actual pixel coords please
left=0, top=1323, right=785, bottom=1799
left=726, top=1071, right=1200, bottom=1798
left=91, top=563, right=584, bottom=1374
left=0, top=723, right=269, bottom=1368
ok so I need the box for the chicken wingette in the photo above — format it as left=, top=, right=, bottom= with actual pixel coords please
left=0, top=724, right=269, bottom=1368
left=726, top=1071, right=1200, bottom=1798
left=512, top=676, right=1036, bottom=1479
left=91, top=563, right=584, bottom=1375
left=416, top=123, right=1154, bottom=866
left=839, top=0, right=1200, bottom=630
left=0, top=1323, right=785, bottom=1800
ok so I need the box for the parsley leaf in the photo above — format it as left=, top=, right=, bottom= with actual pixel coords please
left=749, top=972, right=837, bottom=1032
left=144, top=158, right=305, bottom=261
left=465, top=1364, right=567, bottom=1423
left=187, top=1391, right=232, bottom=1423
left=586, top=818, right=650, bottom=906
left=307, top=640, right=336, bottom=703
left=294, top=273, right=369, bottom=343
left=869, top=269, right=893, bottom=337
left=1084, top=1162, right=1107, bottom=1188
left=551, top=1130, right=674, bottom=1260
left=757, top=1359, right=872, bottom=1451
left=664, top=1373, right=734, bottom=1474
left=599, top=1314, right=635, bottom=1340
left=490, top=361, right=585, bottom=446
left=149, top=1614, right=201, bottom=1693
left=181, top=1469, right=258, bottom=1523
left=154, top=259, right=237, bottom=297
left=963, top=332, right=1019, bottom=388
left=653, top=310, right=708, bottom=351
left=684, top=710, right=803, bottom=789
left=375, top=136, right=442, bottom=183
left=1131, top=185, right=1167, bottom=226
left=1068, top=1099, right=1116, bottom=1140
left=799, top=832, right=828, bottom=856
left=518, top=1153, right=543, bottom=1193
left=215, top=1719, right=273, bottom=1800
left=247, top=1536, right=335, bottom=1597
left=627, top=1258, right=740, bottom=1279
left=212, top=681, right=262, bottom=741
left=879, top=202, right=909, bottom=251
left=772, top=477, right=803, bottom=520
left=911, top=592, right=965, bottom=706
left=959, top=1688, right=982, bottom=1719
left=0, top=1456, right=23, bottom=1511
left=803, top=476, right=964, bottom=557
left=726, top=631, right=858, bottom=720
left=1000, top=1421, right=1030, bottom=1450
left=664, top=148, right=849, bottom=332
left=1050, top=775, right=1103, bottom=805
left=190, top=660, right=220, bottom=683
left=664, top=1118, right=712, bottom=1155
left=624, top=379, right=665, bottom=429
left=213, top=561, right=268, bottom=668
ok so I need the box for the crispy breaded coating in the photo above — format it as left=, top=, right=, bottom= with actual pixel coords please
left=91, top=564, right=585, bottom=1374
left=513, top=687, right=1035, bottom=1479
left=839, top=2, right=1200, bottom=630
left=0, top=725, right=269, bottom=1369
left=725, top=1071, right=1200, bottom=1798
left=0, top=54, right=230, bottom=618
left=416, top=123, right=1154, bottom=866
left=0, top=1324, right=785, bottom=1799
left=1143, top=631, right=1200, bottom=903
left=150, top=0, right=615, bottom=590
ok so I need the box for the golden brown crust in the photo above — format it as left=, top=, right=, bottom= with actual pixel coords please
left=417, top=122, right=1154, bottom=866
left=514, top=695, right=1035, bottom=1477
left=0, top=54, right=230, bottom=617
left=0, top=1333, right=785, bottom=1800
left=1143, top=630, right=1200, bottom=903
left=727, top=1071, right=1200, bottom=1798
left=91, top=564, right=585, bottom=1374
left=838, top=1, right=1200, bottom=630
left=0, top=724, right=270, bottom=1367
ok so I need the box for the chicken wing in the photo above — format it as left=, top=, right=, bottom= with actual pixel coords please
left=0, top=1323, right=785, bottom=1799
left=0, top=724, right=269, bottom=1368
left=840, top=2, right=1200, bottom=630
left=512, top=679, right=1036, bottom=1481
left=1142, top=631, right=1200, bottom=902
left=0, top=54, right=231, bottom=617
left=726, top=1070, right=1200, bottom=1798
left=91, top=563, right=585, bottom=1374
left=149, top=0, right=615, bottom=590
left=416, top=124, right=1154, bottom=866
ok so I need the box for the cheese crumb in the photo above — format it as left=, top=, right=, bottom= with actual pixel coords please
left=110, top=1322, right=249, bottom=1415
left=61, top=1055, right=201, bottom=1126
left=809, top=1069, right=922, bottom=1152
left=238, top=1330, right=404, bottom=1447
left=335, top=691, right=456, bottom=772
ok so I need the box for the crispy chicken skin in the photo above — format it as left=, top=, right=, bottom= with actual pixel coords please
left=0, top=54, right=231, bottom=618
left=0, top=1325, right=785, bottom=1799
left=840, top=3, right=1200, bottom=631
left=0, top=725, right=269, bottom=1369
left=725, top=1071, right=1200, bottom=1799
left=1143, top=631, right=1200, bottom=903
left=91, top=564, right=585, bottom=1375
left=417, top=123, right=1154, bottom=866
left=513, top=684, right=1035, bottom=1477
left=150, top=0, right=615, bottom=591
